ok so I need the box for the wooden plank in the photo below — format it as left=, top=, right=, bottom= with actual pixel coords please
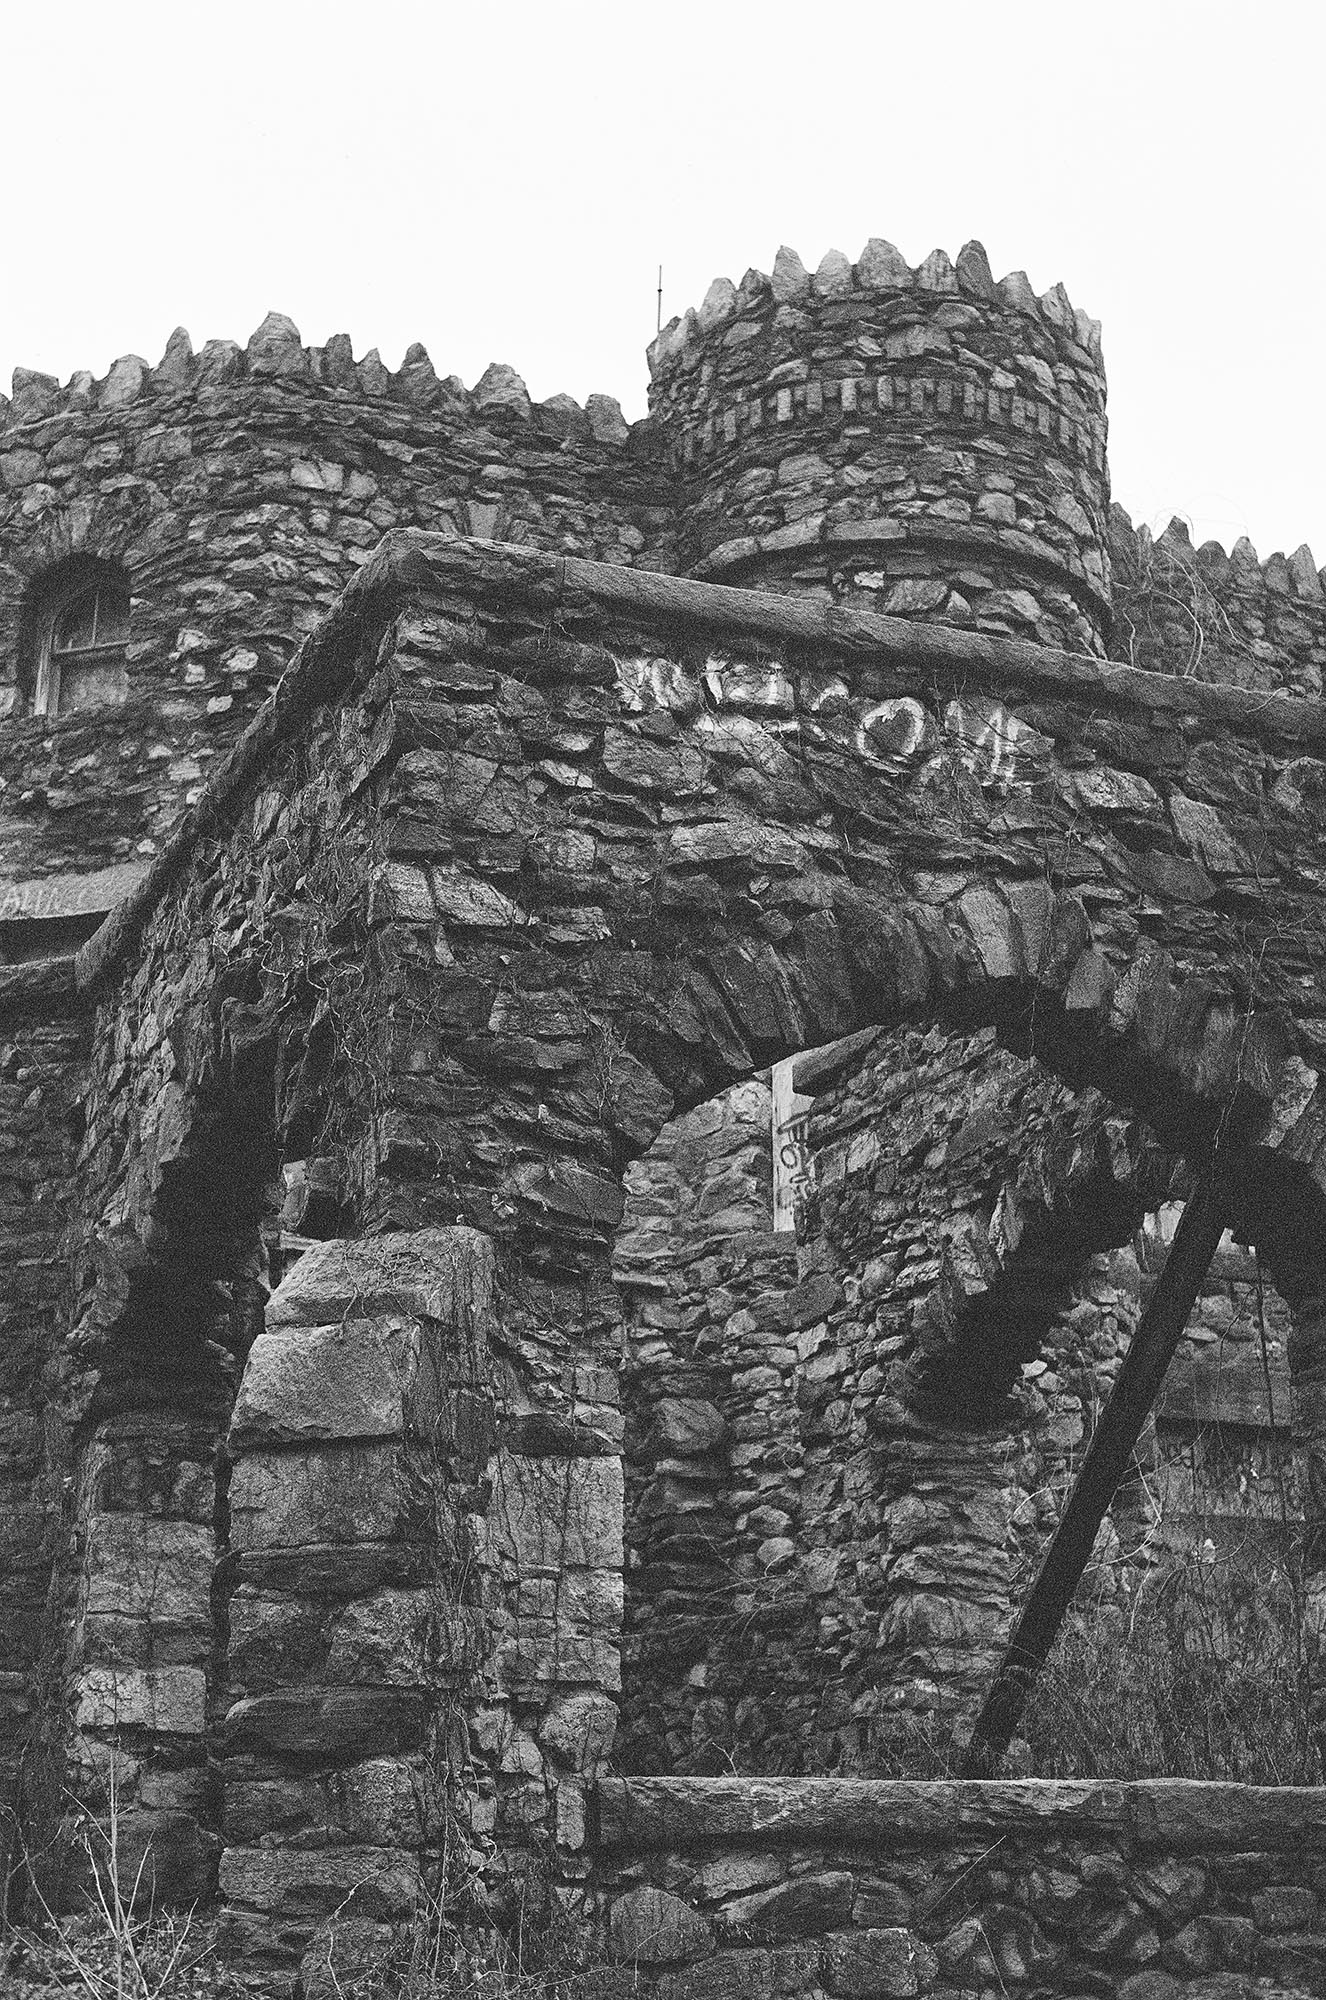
left=771, top=1055, right=814, bottom=1233
left=961, top=1175, right=1231, bottom=1777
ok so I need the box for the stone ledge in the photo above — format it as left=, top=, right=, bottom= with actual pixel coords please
left=597, top=1777, right=1326, bottom=1853
left=0, top=861, right=147, bottom=922
left=0, top=952, right=78, bottom=1020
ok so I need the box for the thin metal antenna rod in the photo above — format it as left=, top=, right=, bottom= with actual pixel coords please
left=657, top=266, right=663, bottom=335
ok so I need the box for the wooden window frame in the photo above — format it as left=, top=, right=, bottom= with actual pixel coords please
left=31, top=573, right=130, bottom=718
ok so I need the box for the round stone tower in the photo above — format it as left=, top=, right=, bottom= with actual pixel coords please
left=647, top=238, right=1110, bottom=655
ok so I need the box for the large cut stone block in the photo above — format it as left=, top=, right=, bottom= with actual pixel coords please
left=823, top=1928, right=938, bottom=1998
left=60, top=1807, right=218, bottom=1910
left=325, top=1587, right=442, bottom=1685
left=223, top=1686, right=427, bottom=1760
left=516, top=1568, right=624, bottom=1630
left=228, top=1442, right=430, bottom=1551
left=538, top=1691, right=619, bottom=1774
left=333, top=1756, right=431, bottom=1848
left=218, top=1843, right=421, bottom=1920
left=225, top=1758, right=427, bottom=1848
left=719, top=1873, right=854, bottom=1942
left=509, top=1617, right=622, bottom=1693
left=233, top=1587, right=448, bottom=1697
left=83, top=1513, right=214, bottom=1628
left=230, top=1541, right=434, bottom=1598
left=265, top=1227, right=495, bottom=1332
left=610, top=1886, right=714, bottom=1965
left=223, top=1771, right=323, bottom=1844
left=488, top=1452, right=624, bottom=1572
left=74, top=1665, right=207, bottom=1737
left=226, top=1591, right=327, bottom=1690
left=230, top=1317, right=436, bottom=1447
left=511, top=1570, right=623, bottom=1689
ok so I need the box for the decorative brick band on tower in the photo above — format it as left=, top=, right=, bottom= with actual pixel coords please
left=648, top=239, right=1110, bottom=655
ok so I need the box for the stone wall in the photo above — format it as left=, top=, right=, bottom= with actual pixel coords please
left=593, top=1775, right=1326, bottom=2000
left=1, top=211, right=1326, bottom=1988
left=26, top=544, right=643, bottom=1965
left=0, top=998, right=84, bottom=1909
left=615, top=1078, right=809, bottom=1775
left=6, top=242, right=1326, bottom=960
left=30, top=576, right=406, bottom=1918
left=613, top=1015, right=1301, bottom=1781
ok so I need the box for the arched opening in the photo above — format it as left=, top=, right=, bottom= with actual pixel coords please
left=610, top=1010, right=1323, bottom=1784
left=1021, top=1199, right=1316, bottom=1784
left=25, top=975, right=363, bottom=1923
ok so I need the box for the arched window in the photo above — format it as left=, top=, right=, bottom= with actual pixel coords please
left=25, top=562, right=131, bottom=717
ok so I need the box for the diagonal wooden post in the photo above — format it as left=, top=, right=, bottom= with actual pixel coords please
left=961, top=1172, right=1231, bottom=1777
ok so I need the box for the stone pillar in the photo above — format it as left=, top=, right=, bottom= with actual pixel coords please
left=216, top=1226, right=625, bottom=1978
left=56, top=1331, right=233, bottom=1913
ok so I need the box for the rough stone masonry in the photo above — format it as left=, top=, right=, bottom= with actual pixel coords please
left=3, top=234, right=1326, bottom=1997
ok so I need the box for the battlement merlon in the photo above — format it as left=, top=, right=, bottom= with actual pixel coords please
left=0, top=311, right=639, bottom=447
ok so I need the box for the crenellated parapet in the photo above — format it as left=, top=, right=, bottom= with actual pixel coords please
left=647, top=239, right=1111, bottom=655
left=0, top=314, right=672, bottom=907
left=1109, top=504, right=1326, bottom=699
left=0, top=312, right=639, bottom=449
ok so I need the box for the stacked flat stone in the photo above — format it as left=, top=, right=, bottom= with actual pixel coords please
left=595, top=1775, right=1326, bottom=2000
left=647, top=239, right=1110, bottom=654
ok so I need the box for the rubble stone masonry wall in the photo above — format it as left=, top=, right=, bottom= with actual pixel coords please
left=1110, top=505, right=1326, bottom=698
left=0, top=314, right=670, bottom=917
left=0, top=1005, right=84, bottom=1895
left=613, top=1026, right=1299, bottom=1782
left=594, top=1775, right=1326, bottom=2000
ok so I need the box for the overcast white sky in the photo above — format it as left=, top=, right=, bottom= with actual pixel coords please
left=5, top=1, right=1323, bottom=567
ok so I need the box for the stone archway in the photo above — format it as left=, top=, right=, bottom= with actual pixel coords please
left=36, top=1005, right=284, bottom=1916
left=57, top=533, right=1326, bottom=1969
left=609, top=1017, right=1198, bottom=1781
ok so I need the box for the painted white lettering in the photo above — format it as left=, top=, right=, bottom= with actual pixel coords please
left=944, top=698, right=1025, bottom=787
left=855, top=695, right=928, bottom=763
left=615, top=655, right=688, bottom=712
left=772, top=1057, right=815, bottom=1234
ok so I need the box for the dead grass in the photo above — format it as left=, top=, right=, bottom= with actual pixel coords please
left=868, top=1548, right=1326, bottom=1785
left=1021, top=1560, right=1324, bottom=1785
left=0, top=1781, right=245, bottom=2000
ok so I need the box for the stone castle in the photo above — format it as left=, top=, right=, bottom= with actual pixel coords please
left=4, top=234, right=1326, bottom=1995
